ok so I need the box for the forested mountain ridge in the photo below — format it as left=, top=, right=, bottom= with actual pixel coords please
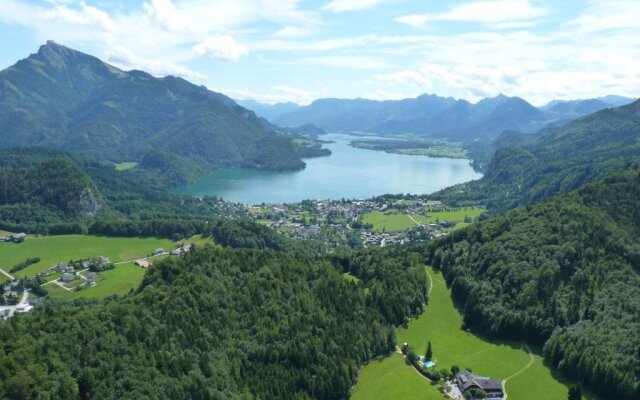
left=0, top=147, right=247, bottom=236
left=0, top=41, right=305, bottom=173
left=424, top=169, right=640, bottom=399
left=0, top=244, right=427, bottom=399
left=434, top=99, right=640, bottom=211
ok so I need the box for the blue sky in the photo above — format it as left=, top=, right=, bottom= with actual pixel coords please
left=1, top=0, right=638, bottom=105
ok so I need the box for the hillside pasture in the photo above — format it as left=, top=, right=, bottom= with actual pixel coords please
left=0, top=235, right=173, bottom=279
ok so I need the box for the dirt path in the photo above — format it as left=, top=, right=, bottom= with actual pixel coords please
left=501, top=344, right=534, bottom=399
left=406, top=213, right=425, bottom=227
left=0, top=268, right=15, bottom=281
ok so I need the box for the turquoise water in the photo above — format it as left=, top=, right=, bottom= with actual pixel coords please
left=175, top=133, right=482, bottom=204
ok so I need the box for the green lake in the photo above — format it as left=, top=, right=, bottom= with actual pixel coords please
left=175, top=133, right=482, bottom=204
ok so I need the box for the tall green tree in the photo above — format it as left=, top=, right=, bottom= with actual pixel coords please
left=568, top=384, right=582, bottom=400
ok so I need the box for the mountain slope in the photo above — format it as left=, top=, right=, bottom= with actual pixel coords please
left=434, top=99, right=640, bottom=210
left=425, top=169, right=640, bottom=399
left=0, top=41, right=304, bottom=174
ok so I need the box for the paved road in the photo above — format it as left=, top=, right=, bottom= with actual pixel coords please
left=0, top=290, right=29, bottom=318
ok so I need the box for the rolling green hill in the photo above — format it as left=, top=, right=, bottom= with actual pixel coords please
left=0, top=41, right=304, bottom=178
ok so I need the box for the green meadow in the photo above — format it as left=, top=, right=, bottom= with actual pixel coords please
left=360, top=211, right=416, bottom=231
left=352, top=353, right=445, bottom=400
left=114, top=161, right=138, bottom=171
left=360, top=207, right=486, bottom=232
left=46, top=262, right=147, bottom=300
left=353, top=267, right=598, bottom=400
left=0, top=235, right=173, bottom=279
left=416, top=207, right=486, bottom=224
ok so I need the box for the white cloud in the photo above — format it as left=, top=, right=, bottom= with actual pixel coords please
left=396, top=0, right=547, bottom=28
left=39, top=4, right=117, bottom=33
left=193, top=35, right=248, bottom=61
left=274, top=26, right=314, bottom=38
left=225, top=85, right=315, bottom=105
left=106, top=46, right=206, bottom=82
left=303, top=56, right=392, bottom=69
left=367, top=90, right=418, bottom=101
left=373, top=71, right=432, bottom=87
left=324, top=0, right=389, bottom=12
left=143, top=0, right=189, bottom=32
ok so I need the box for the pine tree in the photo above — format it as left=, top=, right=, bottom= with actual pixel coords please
left=568, top=384, right=582, bottom=400
left=426, top=341, right=433, bottom=360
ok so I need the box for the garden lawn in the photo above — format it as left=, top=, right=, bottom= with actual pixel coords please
left=352, top=353, right=445, bottom=400
left=0, top=235, right=173, bottom=278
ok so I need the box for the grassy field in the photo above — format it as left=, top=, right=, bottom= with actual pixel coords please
left=394, top=147, right=467, bottom=158
left=0, top=235, right=173, bottom=279
left=394, top=268, right=597, bottom=400
left=352, top=353, right=445, bottom=400
left=47, top=262, right=147, bottom=300
left=360, top=211, right=416, bottom=232
left=114, top=162, right=138, bottom=171
left=360, top=207, right=486, bottom=232
left=416, top=207, right=486, bottom=224
left=353, top=267, right=599, bottom=400
left=180, top=234, right=216, bottom=248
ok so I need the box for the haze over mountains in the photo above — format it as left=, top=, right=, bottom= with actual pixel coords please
left=0, top=41, right=305, bottom=178
left=242, top=94, right=635, bottom=142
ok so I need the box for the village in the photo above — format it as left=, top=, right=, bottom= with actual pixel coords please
left=248, top=197, right=475, bottom=248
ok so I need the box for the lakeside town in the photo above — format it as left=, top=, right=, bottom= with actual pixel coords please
left=248, top=197, right=483, bottom=248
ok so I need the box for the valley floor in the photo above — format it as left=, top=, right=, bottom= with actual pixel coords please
left=353, top=267, right=601, bottom=400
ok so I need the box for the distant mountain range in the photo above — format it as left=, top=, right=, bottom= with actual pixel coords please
left=0, top=41, right=306, bottom=181
left=435, top=98, right=640, bottom=211
left=241, top=93, right=636, bottom=143
left=237, top=99, right=301, bottom=122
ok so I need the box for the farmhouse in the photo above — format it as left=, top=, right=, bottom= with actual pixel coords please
left=456, top=370, right=504, bottom=399
left=11, top=233, right=27, bottom=243
left=61, top=273, right=75, bottom=282
left=134, top=259, right=150, bottom=268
